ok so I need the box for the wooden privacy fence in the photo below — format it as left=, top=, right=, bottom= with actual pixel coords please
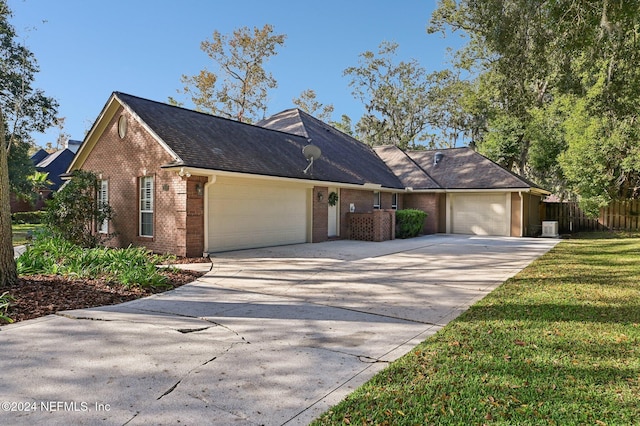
left=544, top=199, right=640, bottom=233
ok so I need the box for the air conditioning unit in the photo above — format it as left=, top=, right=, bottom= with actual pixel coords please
left=541, top=221, right=559, bottom=238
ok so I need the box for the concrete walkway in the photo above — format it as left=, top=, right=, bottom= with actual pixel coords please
left=13, top=244, right=26, bottom=259
left=0, top=235, right=558, bottom=425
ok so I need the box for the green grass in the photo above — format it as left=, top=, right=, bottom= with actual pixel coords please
left=312, top=233, right=640, bottom=425
left=11, top=223, right=42, bottom=246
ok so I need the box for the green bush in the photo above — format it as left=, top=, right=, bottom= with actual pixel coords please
left=17, top=231, right=170, bottom=289
left=11, top=210, right=45, bottom=224
left=395, top=209, right=427, bottom=239
left=44, top=170, right=114, bottom=248
left=0, top=292, right=14, bottom=323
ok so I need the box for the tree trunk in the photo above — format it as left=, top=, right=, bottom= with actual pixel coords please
left=0, top=108, right=18, bottom=287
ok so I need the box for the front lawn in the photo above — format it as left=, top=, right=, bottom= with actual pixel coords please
left=313, top=232, right=640, bottom=425
left=11, top=223, right=42, bottom=246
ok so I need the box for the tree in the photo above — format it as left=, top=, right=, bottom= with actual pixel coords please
left=8, top=134, right=35, bottom=198
left=331, top=114, right=355, bottom=137
left=344, top=41, right=432, bottom=150
left=292, top=89, right=334, bottom=122
left=52, top=116, right=69, bottom=150
left=176, top=24, right=286, bottom=123
left=429, top=0, right=640, bottom=212
left=424, top=69, right=484, bottom=148
left=44, top=170, right=113, bottom=248
left=1, top=1, right=58, bottom=287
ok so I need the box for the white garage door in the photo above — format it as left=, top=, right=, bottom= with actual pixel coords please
left=207, top=178, right=309, bottom=252
left=451, top=193, right=509, bottom=236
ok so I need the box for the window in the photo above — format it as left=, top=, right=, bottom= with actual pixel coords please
left=373, top=191, right=381, bottom=209
left=391, top=193, right=398, bottom=210
left=139, top=176, right=154, bottom=237
left=98, top=179, right=109, bottom=234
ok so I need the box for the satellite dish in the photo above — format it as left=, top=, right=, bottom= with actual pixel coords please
left=302, top=144, right=321, bottom=161
left=302, top=144, right=321, bottom=174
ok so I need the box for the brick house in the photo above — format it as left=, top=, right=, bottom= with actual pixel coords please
left=375, top=146, right=548, bottom=237
left=67, top=92, right=548, bottom=257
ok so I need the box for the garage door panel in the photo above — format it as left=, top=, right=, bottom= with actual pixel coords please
left=452, top=194, right=508, bottom=236
left=208, top=180, right=308, bottom=252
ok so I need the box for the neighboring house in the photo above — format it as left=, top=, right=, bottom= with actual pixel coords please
left=10, top=147, right=76, bottom=212
left=67, top=92, right=548, bottom=257
left=34, top=148, right=76, bottom=191
left=30, top=148, right=49, bottom=165
left=65, top=139, right=83, bottom=153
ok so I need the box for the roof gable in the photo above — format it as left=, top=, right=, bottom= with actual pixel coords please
left=68, top=92, right=180, bottom=173
left=116, top=93, right=319, bottom=180
left=111, top=95, right=404, bottom=188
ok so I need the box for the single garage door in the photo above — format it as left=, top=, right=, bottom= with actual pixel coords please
left=207, top=178, right=309, bottom=252
left=451, top=193, right=509, bottom=236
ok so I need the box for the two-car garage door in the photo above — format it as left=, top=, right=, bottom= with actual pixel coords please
left=207, top=177, right=309, bottom=252
left=450, top=193, right=510, bottom=236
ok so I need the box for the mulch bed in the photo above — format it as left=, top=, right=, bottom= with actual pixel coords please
left=1, top=260, right=208, bottom=325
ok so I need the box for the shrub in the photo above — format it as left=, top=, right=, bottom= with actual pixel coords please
left=44, top=170, right=114, bottom=248
left=17, top=231, right=170, bottom=289
left=0, top=292, right=14, bottom=323
left=395, top=209, right=427, bottom=238
left=11, top=210, right=45, bottom=224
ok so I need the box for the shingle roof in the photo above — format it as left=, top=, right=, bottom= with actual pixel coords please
left=116, top=93, right=402, bottom=187
left=373, top=145, right=547, bottom=192
left=257, top=109, right=403, bottom=188
left=112, top=93, right=545, bottom=193
left=30, top=149, right=49, bottom=164
left=34, top=148, right=76, bottom=190
left=117, top=93, right=315, bottom=180
left=373, top=146, right=440, bottom=189
left=406, top=147, right=540, bottom=190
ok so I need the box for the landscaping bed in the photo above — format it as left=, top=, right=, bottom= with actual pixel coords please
left=2, top=267, right=206, bottom=324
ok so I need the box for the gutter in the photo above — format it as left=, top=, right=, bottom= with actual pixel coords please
left=161, top=165, right=406, bottom=192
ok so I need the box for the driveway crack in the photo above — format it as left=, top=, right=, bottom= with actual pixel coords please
left=155, top=343, right=239, bottom=401
left=176, top=326, right=211, bottom=334
left=157, top=380, right=181, bottom=400
left=305, top=345, right=390, bottom=364
left=124, top=307, right=252, bottom=343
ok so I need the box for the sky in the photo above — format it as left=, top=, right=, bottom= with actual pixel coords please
left=8, top=0, right=463, bottom=149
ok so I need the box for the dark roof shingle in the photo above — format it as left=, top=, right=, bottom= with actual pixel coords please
left=34, top=148, right=75, bottom=190
left=373, top=145, right=439, bottom=189
left=257, top=109, right=403, bottom=188
left=117, top=94, right=402, bottom=187
left=406, top=147, right=540, bottom=189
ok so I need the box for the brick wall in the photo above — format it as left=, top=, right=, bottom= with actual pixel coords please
left=347, top=210, right=395, bottom=242
left=312, top=186, right=328, bottom=243
left=380, top=192, right=395, bottom=210
left=185, top=177, right=207, bottom=256
left=80, top=106, right=193, bottom=256
left=403, top=193, right=440, bottom=234
left=347, top=213, right=374, bottom=241
left=339, top=188, right=375, bottom=237
left=172, top=176, right=206, bottom=257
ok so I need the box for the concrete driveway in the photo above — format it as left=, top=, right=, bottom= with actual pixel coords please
left=0, top=234, right=558, bottom=425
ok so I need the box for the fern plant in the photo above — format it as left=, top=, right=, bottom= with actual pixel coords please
left=0, top=292, right=14, bottom=323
